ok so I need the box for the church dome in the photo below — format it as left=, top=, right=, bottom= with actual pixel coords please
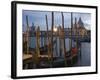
left=78, top=17, right=84, bottom=27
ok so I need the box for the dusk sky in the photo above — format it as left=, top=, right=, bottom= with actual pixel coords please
left=22, top=10, right=91, bottom=31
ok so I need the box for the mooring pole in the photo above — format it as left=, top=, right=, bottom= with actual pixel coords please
left=59, top=26, right=62, bottom=57
left=34, top=26, right=41, bottom=66
left=45, top=15, right=51, bottom=67
left=71, top=13, right=73, bottom=49
left=70, top=12, right=73, bottom=64
left=75, top=17, right=78, bottom=49
left=36, top=26, right=40, bottom=56
left=45, top=15, right=49, bottom=40
left=55, top=27, right=58, bottom=57
left=26, top=15, right=29, bottom=54
left=61, top=12, right=67, bottom=66
left=50, top=12, right=54, bottom=67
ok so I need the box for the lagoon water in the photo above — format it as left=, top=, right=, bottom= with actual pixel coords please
left=29, top=37, right=91, bottom=66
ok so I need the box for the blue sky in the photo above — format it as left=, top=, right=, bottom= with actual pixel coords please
left=22, top=10, right=91, bottom=31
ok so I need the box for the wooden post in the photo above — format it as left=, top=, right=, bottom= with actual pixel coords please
left=61, top=12, right=67, bottom=66
left=45, top=15, right=49, bottom=40
left=45, top=15, right=52, bottom=66
left=49, top=12, right=54, bottom=67
left=61, top=12, right=66, bottom=51
left=26, top=15, right=29, bottom=54
left=32, top=26, right=40, bottom=66
left=58, top=26, right=62, bottom=57
left=75, top=17, right=78, bottom=49
left=71, top=13, right=73, bottom=49
left=51, top=12, right=54, bottom=54
left=36, top=26, right=40, bottom=56
left=55, top=27, right=58, bottom=57
left=36, top=26, right=40, bottom=63
left=68, top=27, right=71, bottom=52
left=70, top=12, right=73, bottom=64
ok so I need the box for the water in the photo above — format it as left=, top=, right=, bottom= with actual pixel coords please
left=29, top=37, right=91, bottom=66
left=76, top=42, right=91, bottom=66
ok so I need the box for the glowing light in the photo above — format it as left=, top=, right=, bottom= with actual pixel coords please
left=53, top=27, right=57, bottom=32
